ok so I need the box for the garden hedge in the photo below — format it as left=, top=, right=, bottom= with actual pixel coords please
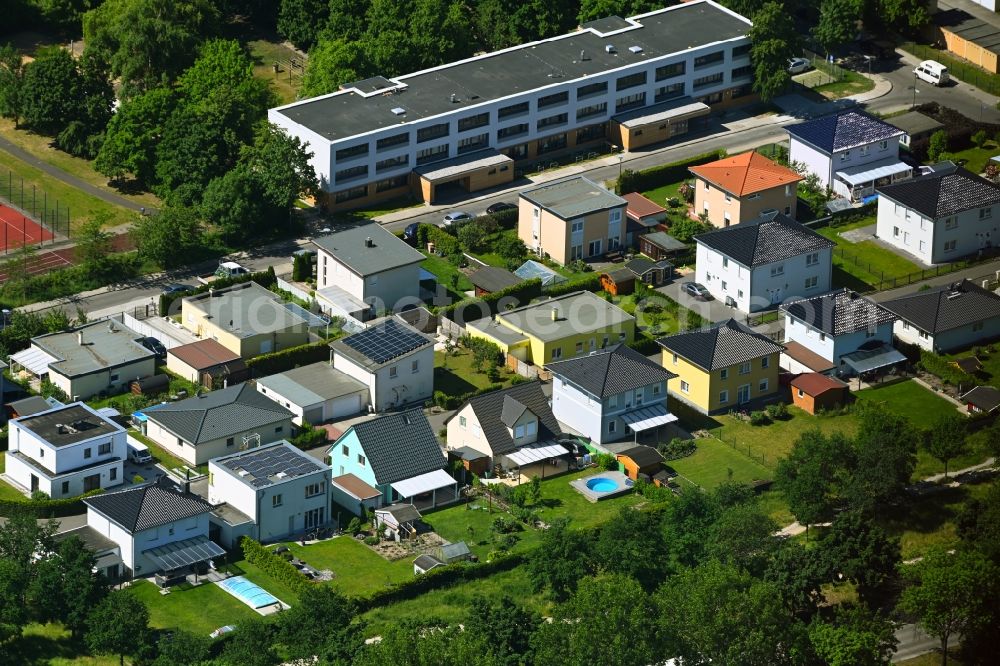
left=246, top=339, right=335, bottom=377
left=0, top=488, right=105, bottom=518
left=240, top=536, right=311, bottom=594
left=616, top=150, right=724, bottom=194
left=439, top=278, right=543, bottom=323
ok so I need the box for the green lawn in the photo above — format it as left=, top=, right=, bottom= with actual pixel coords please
left=434, top=348, right=518, bottom=396
left=130, top=579, right=260, bottom=638
left=713, top=404, right=858, bottom=466
left=854, top=379, right=959, bottom=430
left=670, top=437, right=774, bottom=489
left=943, top=141, right=997, bottom=174
left=641, top=180, right=687, bottom=208
left=805, top=60, right=875, bottom=99
left=284, top=537, right=414, bottom=597
left=246, top=38, right=302, bottom=105
left=943, top=341, right=1000, bottom=390
left=5, top=622, right=121, bottom=666
left=818, top=217, right=923, bottom=290
left=421, top=251, right=472, bottom=303
left=607, top=290, right=705, bottom=335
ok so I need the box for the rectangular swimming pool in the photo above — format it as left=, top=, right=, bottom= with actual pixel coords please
left=217, top=576, right=281, bottom=610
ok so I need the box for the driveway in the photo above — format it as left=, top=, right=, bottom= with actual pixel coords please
left=657, top=280, right=742, bottom=325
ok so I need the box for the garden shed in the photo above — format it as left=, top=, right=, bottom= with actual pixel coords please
left=600, top=268, right=636, bottom=296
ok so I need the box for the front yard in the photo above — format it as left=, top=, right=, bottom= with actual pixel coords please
left=421, top=251, right=473, bottom=304
left=817, top=217, right=924, bottom=291
left=607, top=290, right=706, bottom=335
left=434, top=348, right=519, bottom=397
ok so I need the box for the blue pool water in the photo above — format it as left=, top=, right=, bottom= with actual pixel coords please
left=586, top=477, right=620, bottom=493
left=218, top=576, right=280, bottom=609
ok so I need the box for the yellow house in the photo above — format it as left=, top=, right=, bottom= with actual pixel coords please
left=466, top=290, right=635, bottom=366
left=657, top=318, right=783, bottom=414
left=181, top=281, right=311, bottom=359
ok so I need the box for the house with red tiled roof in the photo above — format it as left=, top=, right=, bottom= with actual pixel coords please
left=689, top=151, right=803, bottom=228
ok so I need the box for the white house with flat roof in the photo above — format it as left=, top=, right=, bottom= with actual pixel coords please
left=267, top=1, right=753, bottom=211
left=3, top=402, right=126, bottom=498
left=8, top=321, right=156, bottom=401
left=208, top=441, right=331, bottom=543
left=256, top=361, right=368, bottom=426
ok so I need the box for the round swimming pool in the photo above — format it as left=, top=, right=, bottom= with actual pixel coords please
left=586, top=477, right=620, bottom=493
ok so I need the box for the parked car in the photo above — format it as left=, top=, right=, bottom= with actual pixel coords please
left=486, top=202, right=516, bottom=215
left=788, top=57, right=811, bottom=74
left=442, top=211, right=472, bottom=226
left=138, top=337, right=167, bottom=358
left=161, top=283, right=193, bottom=296
left=403, top=222, right=420, bottom=244
left=914, top=59, right=949, bottom=86
left=682, top=282, right=713, bottom=301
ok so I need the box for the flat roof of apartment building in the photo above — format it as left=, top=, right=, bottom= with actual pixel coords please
left=271, top=1, right=749, bottom=141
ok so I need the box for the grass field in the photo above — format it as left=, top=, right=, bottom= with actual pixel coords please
left=670, top=437, right=774, bottom=489
left=943, top=343, right=1000, bottom=390
left=421, top=251, right=472, bottom=303
left=284, top=537, right=414, bottom=597
left=818, top=217, right=924, bottom=291
left=5, top=622, right=120, bottom=666
left=246, top=39, right=303, bottom=105
left=804, top=60, right=875, bottom=99
left=712, top=405, right=858, bottom=465
left=944, top=141, right=997, bottom=175
left=434, top=348, right=518, bottom=396
left=131, top=579, right=259, bottom=638
left=608, top=290, right=705, bottom=335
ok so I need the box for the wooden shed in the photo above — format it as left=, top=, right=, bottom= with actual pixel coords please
left=615, top=445, right=664, bottom=481
left=600, top=268, right=636, bottom=296
left=789, top=373, right=849, bottom=415
left=130, top=374, right=169, bottom=396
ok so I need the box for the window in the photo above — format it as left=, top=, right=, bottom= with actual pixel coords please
left=537, top=113, right=568, bottom=131
left=608, top=420, right=617, bottom=433
left=608, top=394, right=618, bottom=408
left=652, top=384, right=661, bottom=396
left=732, top=65, right=753, bottom=80
left=342, top=446, right=349, bottom=457
left=805, top=251, right=820, bottom=266
left=526, top=421, right=536, bottom=436
left=459, top=416, right=467, bottom=427
left=335, top=143, right=369, bottom=161
left=110, top=468, right=117, bottom=481
left=616, top=72, right=646, bottom=91
left=552, top=348, right=563, bottom=360
left=805, top=276, right=819, bottom=289
left=770, top=264, right=784, bottom=276
left=335, top=165, right=368, bottom=182
left=740, top=361, right=751, bottom=375
left=945, top=217, right=957, bottom=230
left=785, top=184, right=793, bottom=197
left=225, top=436, right=236, bottom=448
left=377, top=132, right=409, bottom=151
left=98, top=442, right=111, bottom=455
left=719, top=390, right=729, bottom=404
left=577, top=81, right=608, bottom=99
left=61, top=481, right=69, bottom=494
left=655, top=62, right=685, bottom=80
left=538, top=91, right=569, bottom=108
left=272, top=494, right=283, bottom=507
left=840, top=151, right=851, bottom=162
left=758, top=378, right=769, bottom=392
left=334, top=186, right=367, bottom=204
left=694, top=51, right=725, bottom=68
left=635, top=388, right=644, bottom=405
left=376, top=155, right=409, bottom=172
left=305, top=483, right=324, bottom=497
left=692, top=73, right=723, bottom=90
left=893, top=226, right=900, bottom=238
left=576, top=102, right=607, bottom=120
left=722, top=280, right=728, bottom=291
left=615, top=92, right=645, bottom=112
left=275, top=426, right=284, bottom=433
left=537, top=133, right=567, bottom=154
left=732, top=44, right=751, bottom=58
left=411, top=360, right=419, bottom=374
left=498, top=101, right=529, bottom=119
left=575, top=341, right=584, bottom=354
left=671, top=353, right=678, bottom=365
left=458, top=112, right=490, bottom=132
left=879, top=139, right=888, bottom=151
left=571, top=220, right=584, bottom=233
left=389, top=366, right=398, bottom=378
left=457, top=133, right=489, bottom=154
left=654, top=82, right=685, bottom=102
left=417, top=123, right=449, bottom=143
left=515, top=424, right=526, bottom=438
left=720, top=368, right=728, bottom=379
left=980, top=208, right=993, bottom=220
left=110, top=373, right=119, bottom=382
left=588, top=238, right=602, bottom=256
left=860, top=145, right=870, bottom=157
left=497, top=123, right=529, bottom=141
left=797, top=388, right=805, bottom=398
left=416, top=144, right=449, bottom=165
left=944, top=240, right=957, bottom=252
left=680, top=380, right=690, bottom=393
left=375, top=175, right=407, bottom=192
left=84, top=448, right=92, bottom=459
left=358, top=454, right=366, bottom=466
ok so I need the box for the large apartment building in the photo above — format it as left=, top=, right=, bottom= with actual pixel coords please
left=268, top=0, right=753, bottom=211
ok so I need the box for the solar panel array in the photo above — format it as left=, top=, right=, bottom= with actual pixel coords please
left=221, top=445, right=324, bottom=488
left=341, top=319, right=429, bottom=364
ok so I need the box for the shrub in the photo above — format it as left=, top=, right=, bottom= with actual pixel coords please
left=246, top=340, right=333, bottom=377
left=346, top=517, right=362, bottom=535
left=290, top=422, right=328, bottom=450
left=423, top=224, right=461, bottom=255
left=363, top=535, right=380, bottom=546
left=593, top=453, right=619, bottom=470
left=918, top=350, right=974, bottom=386
left=491, top=516, right=521, bottom=534
left=765, top=402, right=789, bottom=420
left=438, top=278, right=542, bottom=323
left=659, top=437, right=696, bottom=460
left=749, top=411, right=771, bottom=426
left=0, top=488, right=105, bottom=519
left=240, top=537, right=311, bottom=593
left=132, top=474, right=145, bottom=484
left=927, top=130, right=949, bottom=162
left=972, top=129, right=988, bottom=147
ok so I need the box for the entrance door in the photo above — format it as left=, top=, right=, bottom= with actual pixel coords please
left=305, top=508, right=324, bottom=529
left=83, top=474, right=100, bottom=492
left=737, top=384, right=751, bottom=404
left=770, top=288, right=783, bottom=304
left=588, top=239, right=603, bottom=257
left=30, top=475, right=39, bottom=493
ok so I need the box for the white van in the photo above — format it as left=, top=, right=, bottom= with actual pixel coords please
left=914, top=60, right=949, bottom=86
left=127, top=440, right=153, bottom=464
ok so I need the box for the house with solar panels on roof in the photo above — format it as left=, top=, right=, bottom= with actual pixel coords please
left=694, top=212, right=834, bottom=312
left=82, top=477, right=224, bottom=580
left=546, top=344, right=678, bottom=445
left=329, top=317, right=435, bottom=413
left=780, top=289, right=905, bottom=379
left=658, top=319, right=784, bottom=414
left=881, top=279, right=1000, bottom=353
left=208, top=441, right=330, bottom=544
left=875, top=164, right=1000, bottom=265
left=786, top=109, right=910, bottom=202
left=328, top=409, right=455, bottom=511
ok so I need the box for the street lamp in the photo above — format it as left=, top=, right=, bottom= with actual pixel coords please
left=910, top=71, right=920, bottom=110
left=863, top=55, right=873, bottom=77
left=617, top=153, right=624, bottom=180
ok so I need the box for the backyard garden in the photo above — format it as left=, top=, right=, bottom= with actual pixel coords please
left=815, top=216, right=924, bottom=292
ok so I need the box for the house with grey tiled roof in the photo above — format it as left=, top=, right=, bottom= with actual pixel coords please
left=658, top=319, right=784, bottom=414
left=83, top=478, right=223, bottom=578
left=327, top=410, right=454, bottom=510
left=141, top=383, right=294, bottom=466
left=546, top=345, right=678, bottom=445
left=882, top=279, right=1000, bottom=353
left=694, top=212, right=834, bottom=312
left=876, top=164, right=1000, bottom=265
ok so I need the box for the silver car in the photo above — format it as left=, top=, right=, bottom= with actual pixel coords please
left=788, top=57, right=811, bottom=75
left=442, top=211, right=472, bottom=226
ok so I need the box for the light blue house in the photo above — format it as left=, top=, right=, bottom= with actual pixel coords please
left=327, top=409, right=455, bottom=511
left=546, top=345, right=678, bottom=446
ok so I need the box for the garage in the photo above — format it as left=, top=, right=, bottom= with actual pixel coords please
left=255, top=361, right=369, bottom=426
left=325, top=391, right=366, bottom=421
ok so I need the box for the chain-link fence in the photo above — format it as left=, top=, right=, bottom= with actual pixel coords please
left=0, top=169, right=71, bottom=240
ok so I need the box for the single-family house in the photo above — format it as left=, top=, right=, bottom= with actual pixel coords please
left=875, top=165, right=1000, bottom=265
left=180, top=282, right=311, bottom=358
left=789, top=373, right=850, bottom=415
left=54, top=526, right=124, bottom=581
left=165, top=339, right=247, bottom=386
left=518, top=176, right=627, bottom=264
left=615, top=445, right=665, bottom=481
left=786, top=108, right=910, bottom=201
left=4, top=402, right=126, bottom=499
left=208, top=441, right=331, bottom=543
left=882, top=279, right=1000, bottom=352
left=445, top=381, right=567, bottom=471
left=658, top=318, right=784, bottom=414
left=547, top=344, right=678, bottom=445
left=142, top=383, right=295, bottom=466
left=8, top=321, right=156, bottom=400
left=780, top=289, right=904, bottom=377
left=694, top=212, right=834, bottom=312
left=625, top=256, right=672, bottom=286
left=312, top=222, right=425, bottom=320
left=256, top=362, right=368, bottom=426
left=466, top=291, right=636, bottom=366
left=688, top=151, right=803, bottom=227
left=83, top=478, right=223, bottom=579
left=468, top=266, right=523, bottom=297
left=327, top=410, right=455, bottom=509
left=329, top=318, right=435, bottom=413
left=886, top=111, right=944, bottom=148
left=639, top=231, right=687, bottom=262
left=962, top=385, right=1000, bottom=414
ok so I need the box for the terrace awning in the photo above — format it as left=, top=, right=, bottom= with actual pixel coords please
left=144, top=536, right=225, bottom=572
left=835, top=159, right=911, bottom=186
left=841, top=346, right=907, bottom=374
left=505, top=443, right=570, bottom=466
left=9, top=347, right=57, bottom=376
left=390, top=468, right=455, bottom=498
left=621, top=404, right=679, bottom=432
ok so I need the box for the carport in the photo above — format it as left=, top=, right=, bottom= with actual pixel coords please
left=413, top=150, right=514, bottom=203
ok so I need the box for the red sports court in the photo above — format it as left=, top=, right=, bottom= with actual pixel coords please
left=0, top=202, right=54, bottom=252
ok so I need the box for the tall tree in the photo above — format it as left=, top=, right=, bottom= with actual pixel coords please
left=131, top=204, right=203, bottom=268
left=847, top=405, right=917, bottom=510
left=278, top=585, right=360, bottom=664
left=217, top=616, right=280, bottom=666
left=594, top=507, right=668, bottom=589
left=812, top=0, right=862, bottom=54
left=153, top=104, right=229, bottom=203
left=808, top=605, right=898, bottom=666
left=324, top=0, right=370, bottom=42
left=0, top=43, right=25, bottom=127
left=663, top=487, right=720, bottom=569
left=152, top=629, right=212, bottom=666
left=95, top=86, right=177, bottom=185
left=747, top=2, right=798, bottom=101
left=278, top=0, right=330, bottom=50
left=29, top=536, right=107, bottom=638
left=527, top=518, right=592, bottom=600
left=764, top=540, right=827, bottom=617
left=301, top=37, right=367, bottom=97
left=463, top=596, right=539, bottom=666
left=577, top=0, right=661, bottom=23
left=74, top=212, right=115, bottom=276
left=899, top=548, right=998, bottom=666
left=85, top=590, right=151, bottom=666
left=776, top=429, right=850, bottom=531
left=922, top=415, right=968, bottom=480
left=819, top=510, right=901, bottom=605
left=239, top=123, right=318, bottom=217
left=19, top=46, right=82, bottom=134
left=707, top=502, right=779, bottom=577
left=956, top=481, right=1000, bottom=563
left=199, top=167, right=266, bottom=244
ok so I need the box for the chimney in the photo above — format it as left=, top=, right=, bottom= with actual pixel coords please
left=365, top=237, right=374, bottom=248
left=450, top=93, right=458, bottom=103
left=551, top=307, right=559, bottom=321
left=580, top=49, right=588, bottom=61
left=77, top=330, right=83, bottom=345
